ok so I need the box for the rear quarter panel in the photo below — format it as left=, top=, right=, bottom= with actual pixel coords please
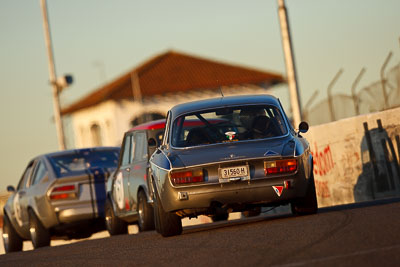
left=27, top=177, right=57, bottom=229
left=150, top=149, right=171, bottom=198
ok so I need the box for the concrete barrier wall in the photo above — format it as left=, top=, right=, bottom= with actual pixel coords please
left=304, top=107, right=400, bottom=207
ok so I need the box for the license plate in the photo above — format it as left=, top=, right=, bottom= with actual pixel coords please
left=219, top=165, right=249, bottom=182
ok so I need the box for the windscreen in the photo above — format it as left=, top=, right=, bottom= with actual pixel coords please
left=49, top=149, right=120, bottom=178
left=171, top=105, right=288, bottom=148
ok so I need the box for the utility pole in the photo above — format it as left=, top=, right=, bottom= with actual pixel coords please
left=277, top=0, right=302, bottom=127
left=40, top=0, right=66, bottom=150
left=131, top=71, right=144, bottom=124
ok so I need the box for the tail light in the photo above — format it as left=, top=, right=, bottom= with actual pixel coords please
left=49, top=185, right=77, bottom=200
left=170, top=169, right=204, bottom=185
left=264, top=159, right=297, bottom=175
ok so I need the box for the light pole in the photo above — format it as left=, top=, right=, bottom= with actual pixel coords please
left=277, top=0, right=302, bottom=127
left=40, top=0, right=65, bottom=150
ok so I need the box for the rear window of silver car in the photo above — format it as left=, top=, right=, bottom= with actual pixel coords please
left=49, top=150, right=119, bottom=178
left=171, top=105, right=288, bottom=148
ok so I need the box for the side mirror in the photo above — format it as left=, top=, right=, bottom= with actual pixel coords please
left=148, top=138, right=157, bottom=148
left=160, top=144, right=168, bottom=150
left=298, top=121, right=309, bottom=133
left=7, top=185, right=16, bottom=192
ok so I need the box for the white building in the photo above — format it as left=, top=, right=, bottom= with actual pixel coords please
left=61, top=50, right=285, bottom=148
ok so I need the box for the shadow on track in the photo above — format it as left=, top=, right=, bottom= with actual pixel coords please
left=182, top=197, right=400, bottom=236
left=183, top=212, right=292, bottom=235
left=318, top=196, right=400, bottom=213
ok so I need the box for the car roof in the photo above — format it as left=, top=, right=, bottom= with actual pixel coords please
left=128, top=119, right=166, bottom=132
left=170, top=94, right=281, bottom=118
left=43, top=146, right=120, bottom=159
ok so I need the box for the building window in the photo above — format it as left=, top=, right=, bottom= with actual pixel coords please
left=90, top=123, right=102, bottom=146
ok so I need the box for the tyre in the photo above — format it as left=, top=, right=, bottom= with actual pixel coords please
left=105, top=198, right=128, bottom=236
left=242, top=207, right=261, bottom=218
left=2, top=213, right=23, bottom=253
left=153, top=191, right=182, bottom=237
left=137, top=190, right=155, bottom=231
left=291, top=175, right=318, bottom=215
left=29, top=209, right=50, bottom=249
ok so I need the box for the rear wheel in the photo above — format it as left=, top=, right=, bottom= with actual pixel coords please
left=137, top=190, right=155, bottom=231
left=153, top=191, right=182, bottom=237
left=2, top=213, right=23, bottom=253
left=291, top=175, right=318, bottom=215
left=29, top=209, right=50, bottom=249
left=105, top=198, right=128, bottom=236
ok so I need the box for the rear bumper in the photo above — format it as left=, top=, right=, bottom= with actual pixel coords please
left=56, top=203, right=96, bottom=223
left=160, top=175, right=310, bottom=213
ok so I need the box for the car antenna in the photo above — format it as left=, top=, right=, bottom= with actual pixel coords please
left=219, top=86, right=224, bottom=98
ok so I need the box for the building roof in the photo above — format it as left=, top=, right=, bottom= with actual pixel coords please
left=61, top=50, right=285, bottom=115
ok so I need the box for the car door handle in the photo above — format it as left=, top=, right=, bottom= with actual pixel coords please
left=125, top=167, right=131, bottom=172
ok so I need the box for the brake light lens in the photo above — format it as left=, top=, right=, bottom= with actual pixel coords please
left=49, top=185, right=77, bottom=200
left=170, top=169, right=204, bottom=185
left=264, top=159, right=297, bottom=175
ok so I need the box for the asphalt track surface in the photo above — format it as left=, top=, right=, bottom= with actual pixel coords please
left=1, top=198, right=400, bottom=267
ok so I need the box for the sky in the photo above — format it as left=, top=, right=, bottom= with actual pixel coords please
left=0, top=0, right=399, bottom=190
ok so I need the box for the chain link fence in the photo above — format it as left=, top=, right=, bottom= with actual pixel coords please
left=305, top=64, right=400, bottom=126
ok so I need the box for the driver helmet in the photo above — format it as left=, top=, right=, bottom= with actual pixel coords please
left=239, top=107, right=266, bottom=130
